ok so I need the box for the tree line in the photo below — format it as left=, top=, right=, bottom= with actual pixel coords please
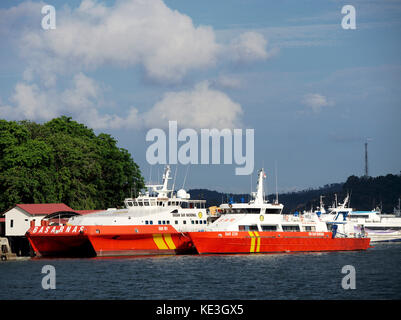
left=189, top=174, right=401, bottom=214
left=0, top=116, right=144, bottom=212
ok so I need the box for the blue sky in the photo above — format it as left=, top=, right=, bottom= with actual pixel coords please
left=0, top=0, right=400, bottom=194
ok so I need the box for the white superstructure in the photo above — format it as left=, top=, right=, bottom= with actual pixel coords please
left=68, top=166, right=208, bottom=232
left=202, top=169, right=363, bottom=238
left=315, top=194, right=401, bottom=242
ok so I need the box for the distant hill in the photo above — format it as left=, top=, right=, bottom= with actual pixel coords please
left=189, top=173, right=401, bottom=214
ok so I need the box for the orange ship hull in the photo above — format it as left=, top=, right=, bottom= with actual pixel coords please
left=26, top=225, right=194, bottom=257
left=188, top=231, right=371, bottom=254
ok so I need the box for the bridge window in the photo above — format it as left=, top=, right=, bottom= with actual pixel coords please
left=266, top=209, right=281, bottom=214
left=261, top=225, right=277, bottom=231
left=282, top=225, right=300, bottom=232
left=239, top=225, right=258, bottom=231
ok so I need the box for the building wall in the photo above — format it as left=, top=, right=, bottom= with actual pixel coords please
left=5, top=207, right=45, bottom=236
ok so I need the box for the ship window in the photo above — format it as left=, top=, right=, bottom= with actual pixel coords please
left=171, top=209, right=178, bottom=213
left=183, top=220, right=186, bottom=224
left=166, top=220, right=170, bottom=224
left=282, top=225, right=300, bottom=232
left=144, top=201, right=149, bottom=206
left=128, top=201, right=133, bottom=206
left=150, top=221, right=153, bottom=225
left=261, top=225, right=277, bottom=231
left=266, top=209, right=281, bottom=214
left=162, top=220, right=166, bottom=224
left=133, top=202, right=138, bottom=206
left=145, top=221, right=148, bottom=225
left=304, top=226, right=316, bottom=231
left=175, top=221, right=178, bottom=224
left=10, top=219, right=13, bottom=228
left=138, top=201, right=143, bottom=206
left=239, top=225, right=258, bottom=231
left=158, top=220, right=161, bottom=225
left=366, top=226, right=401, bottom=230
left=195, top=220, right=198, bottom=224
left=351, top=214, right=369, bottom=218
left=232, top=209, right=260, bottom=214
left=191, top=221, right=194, bottom=224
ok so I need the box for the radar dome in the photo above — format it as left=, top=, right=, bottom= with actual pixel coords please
left=177, top=189, right=189, bottom=199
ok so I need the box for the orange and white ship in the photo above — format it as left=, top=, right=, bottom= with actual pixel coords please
left=26, top=166, right=208, bottom=257
left=188, top=169, right=371, bottom=254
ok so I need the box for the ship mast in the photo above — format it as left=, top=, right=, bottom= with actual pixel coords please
left=145, top=165, right=172, bottom=198
left=252, top=168, right=266, bottom=205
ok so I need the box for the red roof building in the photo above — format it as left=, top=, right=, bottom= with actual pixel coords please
left=3, top=203, right=102, bottom=237
left=15, top=203, right=76, bottom=215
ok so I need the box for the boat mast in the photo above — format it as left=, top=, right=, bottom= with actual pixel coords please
left=254, top=168, right=266, bottom=205
left=275, top=161, right=279, bottom=204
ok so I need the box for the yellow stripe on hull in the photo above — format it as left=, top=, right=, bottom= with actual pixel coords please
left=163, top=234, right=176, bottom=250
left=153, top=234, right=169, bottom=250
left=254, top=231, right=261, bottom=252
left=248, top=231, right=255, bottom=252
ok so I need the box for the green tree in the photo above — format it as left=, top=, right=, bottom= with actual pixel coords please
left=0, top=116, right=144, bottom=211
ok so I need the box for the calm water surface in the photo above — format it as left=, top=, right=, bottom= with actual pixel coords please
left=1, top=243, right=400, bottom=300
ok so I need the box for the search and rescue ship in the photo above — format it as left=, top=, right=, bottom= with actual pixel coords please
left=26, top=166, right=208, bottom=257
left=187, top=169, right=371, bottom=254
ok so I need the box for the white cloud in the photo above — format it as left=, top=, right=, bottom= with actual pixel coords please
left=0, top=73, right=141, bottom=130
left=1, top=76, right=242, bottom=131
left=8, top=0, right=275, bottom=86
left=302, top=93, right=334, bottom=113
left=229, top=31, right=271, bottom=63
left=0, top=82, right=58, bottom=121
left=0, top=0, right=275, bottom=130
left=143, top=81, right=243, bottom=129
left=214, top=75, right=243, bottom=89
left=19, top=0, right=221, bottom=85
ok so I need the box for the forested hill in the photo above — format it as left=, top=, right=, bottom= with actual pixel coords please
left=0, top=117, right=145, bottom=212
left=189, top=174, right=401, bottom=214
